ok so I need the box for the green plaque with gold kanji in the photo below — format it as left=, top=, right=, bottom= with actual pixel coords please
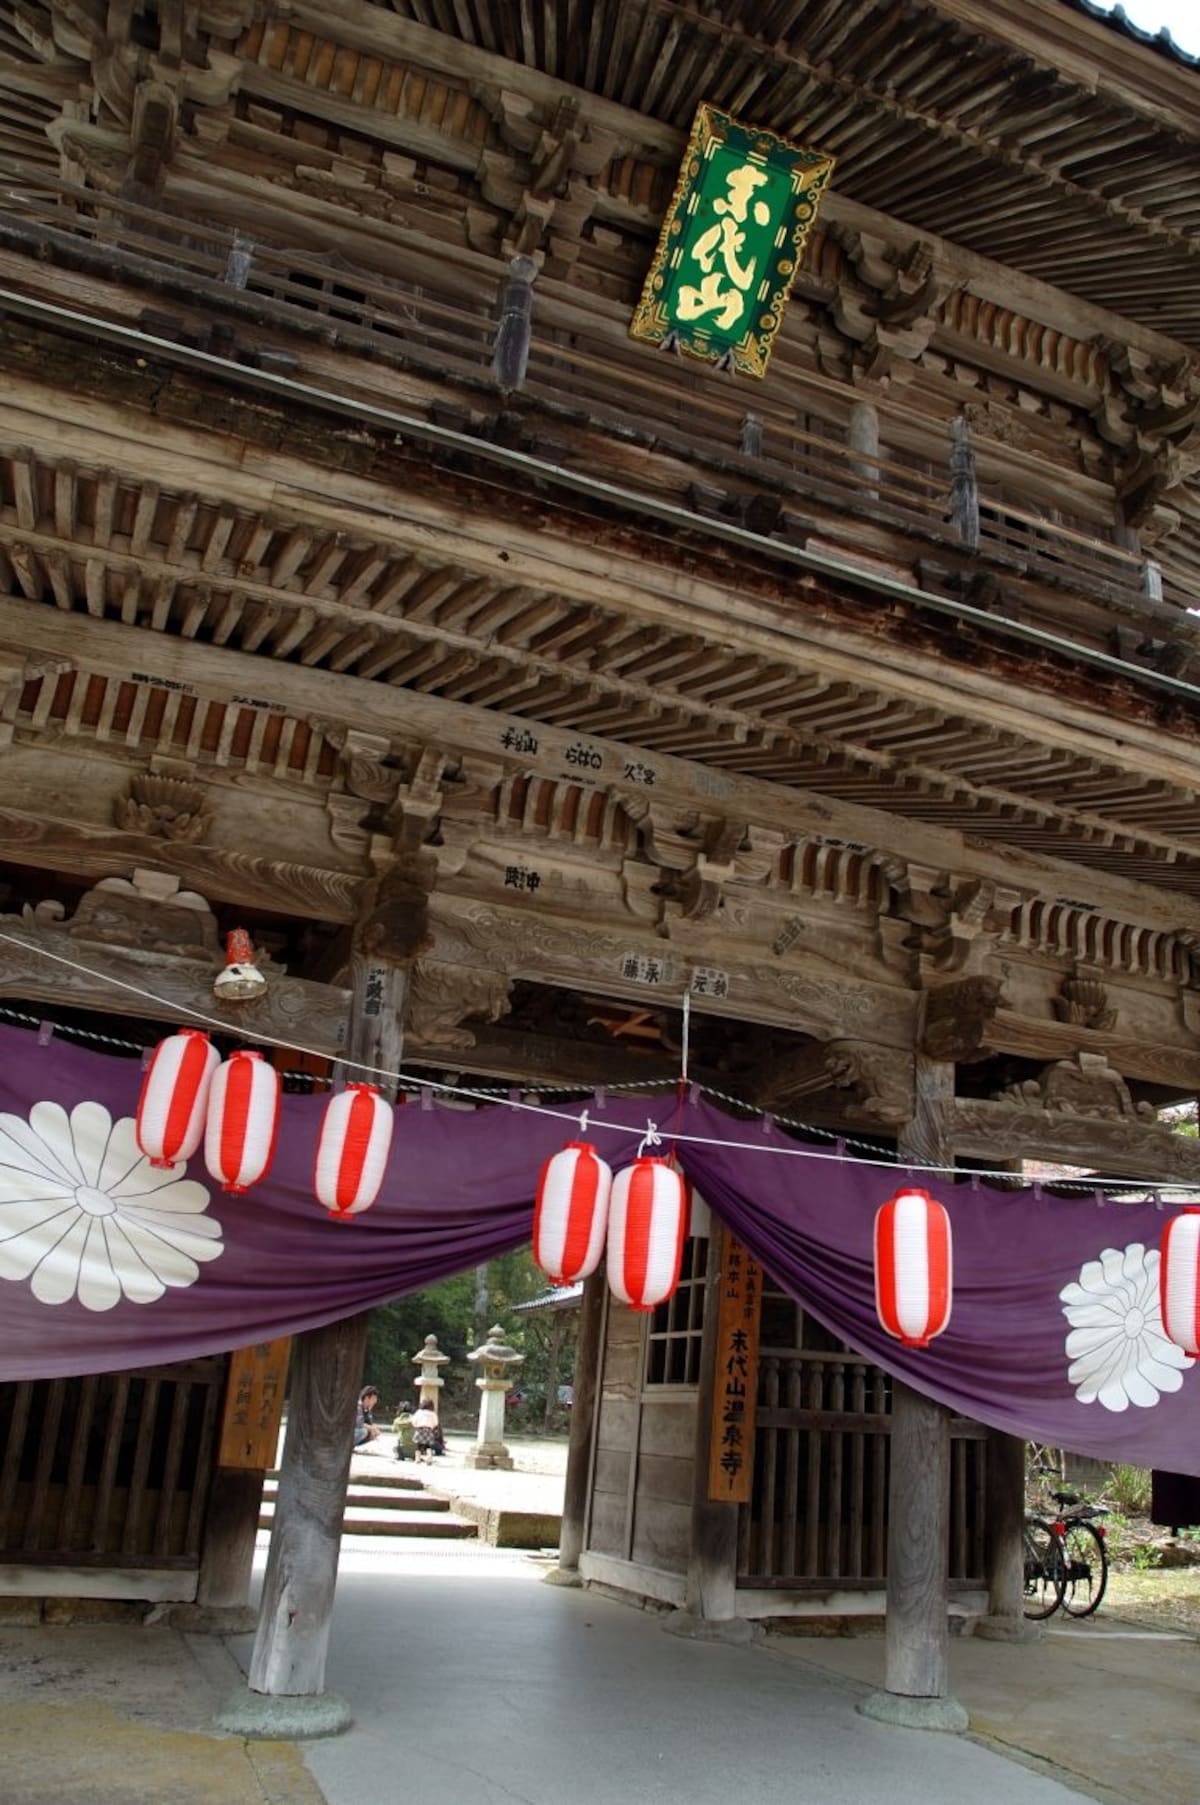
left=630, top=105, right=834, bottom=380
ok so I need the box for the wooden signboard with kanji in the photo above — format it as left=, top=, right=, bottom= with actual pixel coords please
left=218, top=1338, right=291, bottom=1470
left=707, top=1235, right=763, bottom=1503
left=630, top=104, right=834, bottom=379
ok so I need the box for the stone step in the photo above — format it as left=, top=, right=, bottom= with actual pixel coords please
left=268, top=1465, right=427, bottom=1493
left=258, top=1500, right=477, bottom=1538
left=263, top=1479, right=450, bottom=1513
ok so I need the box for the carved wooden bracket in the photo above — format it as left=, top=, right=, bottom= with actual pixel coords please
left=407, top=959, right=514, bottom=1051
left=754, top=1035, right=914, bottom=1126
left=995, top=1052, right=1153, bottom=1121
left=624, top=799, right=778, bottom=929
left=828, top=228, right=953, bottom=380
left=950, top=1088, right=1195, bottom=1181
left=920, top=974, right=1007, bottom=1062
left=471, top=89, right=617, bottom=271
left=900, top=868, right=1023, bottom=977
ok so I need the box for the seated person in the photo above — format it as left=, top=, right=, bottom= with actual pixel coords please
left=354, top=1385, right=381, bottom=1448
left=392, top=1400, right=416, bottom=1462
left=411, top=1402, right=439, bottom=1464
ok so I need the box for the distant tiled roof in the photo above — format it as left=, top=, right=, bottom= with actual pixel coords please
left=1070, top=0, right=1199, bottom=68
left=514, top=1285, right=584, bottom=1313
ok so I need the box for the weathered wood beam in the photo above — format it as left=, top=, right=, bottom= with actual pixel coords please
left=0, top=802, right=363, bottom=923
left=947, top=1096, right=1200, bottom=1181
left=985, top=1012, right=1200, bottom=1095
left=1, top=597, right=1196, bottom=936
left=0, top=922, right=352, bottom=1053
left=861, top=1057, right=966, bottom=1731
left=277, top=0, right=1197, bottom=363
left=5, top=369, right=1198, bottom=822
left=427, top=894, right=916, bottom=1049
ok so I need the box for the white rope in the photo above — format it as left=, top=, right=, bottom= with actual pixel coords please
left=0, top=928, right=1194, bottom=1198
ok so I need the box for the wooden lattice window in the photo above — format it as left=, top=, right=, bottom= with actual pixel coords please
left=644, top=1237, right=709, bottom=1388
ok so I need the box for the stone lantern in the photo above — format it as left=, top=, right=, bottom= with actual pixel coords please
left=413, top=1333, right=449, bottom=1412
left=465, top=1324, right=523, bottom=1470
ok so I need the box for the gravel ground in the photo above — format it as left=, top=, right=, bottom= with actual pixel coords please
left=1105, top=1567, right=1200, bottom=1636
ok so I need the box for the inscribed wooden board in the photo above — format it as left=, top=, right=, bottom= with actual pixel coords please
left=218, top=1338, right=291, bottom=1469
left=708, top=1234, right=762, bottom=1503
left=630, top=104, right=834, bottom=379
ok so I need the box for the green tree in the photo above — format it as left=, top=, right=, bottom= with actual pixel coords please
left=363, top=1247, right=547, bottom=1421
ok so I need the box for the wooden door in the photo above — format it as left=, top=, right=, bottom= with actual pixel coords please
left=737, top=1280, right=985, bottom=1591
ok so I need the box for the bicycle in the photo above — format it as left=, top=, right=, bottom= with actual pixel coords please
left=1022, top=1513, right=1066, bottom=1620
left=1048, top=1489, right=1110, bottom=1618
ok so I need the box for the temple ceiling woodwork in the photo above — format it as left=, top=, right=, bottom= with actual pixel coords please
left=3, top=357, right=1200, bottom=902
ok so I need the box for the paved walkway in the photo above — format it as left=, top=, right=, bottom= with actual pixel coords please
left=5, top=1448, right=1199, bottom=1805
left=230, top=1548, right=1088, bottom=1805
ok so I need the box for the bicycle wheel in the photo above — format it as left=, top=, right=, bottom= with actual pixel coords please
left=1060, top=1520, right=1107, bottom=1618
left=1023, top=1519, right=1065, bottom=1620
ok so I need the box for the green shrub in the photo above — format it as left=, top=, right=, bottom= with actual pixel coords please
left=1108, top=1464, right=1152, bottom=1515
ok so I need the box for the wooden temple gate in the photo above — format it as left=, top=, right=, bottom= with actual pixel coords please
left=0, top=0, right=1197, bottom=1735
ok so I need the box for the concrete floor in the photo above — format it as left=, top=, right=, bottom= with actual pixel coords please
left=227, top=1549, right=1091, bottom=1805
left=5, top=1528, right=1192, bottom=1803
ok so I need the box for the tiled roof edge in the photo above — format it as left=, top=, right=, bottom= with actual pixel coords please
left=1069, top=0, right=1199, bottom=69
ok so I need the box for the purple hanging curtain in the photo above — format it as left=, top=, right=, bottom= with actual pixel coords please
left=0, top=1028, right=1196, bottom=1473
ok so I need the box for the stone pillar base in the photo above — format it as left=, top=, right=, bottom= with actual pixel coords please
left=972, top=1613, right=1042, bottom=1644
left=661, top=1609, right=762, bottom=1646
left=542, top=1566, right=583, bottom=1587
left=465, top=1446, right=514, bottom=1469
left=857, top=1690, right=969, bottom=1734
left=214, top=1688, right=353, bottom=1740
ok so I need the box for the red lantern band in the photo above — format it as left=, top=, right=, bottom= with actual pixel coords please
left=607, top=1156, right=687, bottom=1313
left=316, top=1084, right=394, bottom=1218
left=1161, top=1209, right=1200, bottom=1357
left=533, top=1142, right=612, bottom=1286
left=136, top=1030, right=219, bottom=1169
left=204, top=1051, right=280, bottom=1195
left=875, top=1186, right=952, bottom=1349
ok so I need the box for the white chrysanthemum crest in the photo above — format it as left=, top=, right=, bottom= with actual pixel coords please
left=0, top=1100, right=223, bottom=1312
left=1060, top=1241, right=1192, bottom=1413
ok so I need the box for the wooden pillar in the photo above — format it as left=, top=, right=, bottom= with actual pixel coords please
left=542, top=1308, right=569, bottom=1434
left=860, top=1055, right=967, bottom=1731
left=247, top=1311, right=368, bottom=1698
left=848, top=399, right=880, bottom=499
left=976, top=1427, right=1038, bottom=1641
left=549, top=1269, right=606, bottom=1580
left=197, top=1468, right=265, bottom=1610
left=221, top=956, right=410, bottom=1734
left=684, top=1217, right=740, bottom=1625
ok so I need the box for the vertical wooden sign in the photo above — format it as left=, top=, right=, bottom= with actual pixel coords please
left=707, top=1235, right=762, bottom=1503
left=218, top=1338, right=292, bottom=1469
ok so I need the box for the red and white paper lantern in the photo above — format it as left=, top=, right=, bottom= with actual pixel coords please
left=874, top=1186, right=952, bottom=1349
left=315, top=1084, right=394, bottom=1220
left=1160, top=1209, right=1200, bottom=1356
left=607, top=1156, right=688, bottom=1313
left=136, top=1030, right=220, bottom=1168
left=533, top=1141, right=613, bottom=1285
left=204, top=1050, right=280, bottom=1195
